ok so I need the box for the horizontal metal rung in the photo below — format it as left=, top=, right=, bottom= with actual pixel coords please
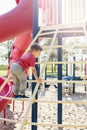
left=39, top=30, right=84, bottom=37
left=42, top=45, right=87, bottom=49
left=41, top=22, right=86, bottom=31
left=36, top=61, right=87, bottom=65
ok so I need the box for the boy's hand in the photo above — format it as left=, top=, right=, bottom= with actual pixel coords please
left=37, top=78, right=42, bottom=83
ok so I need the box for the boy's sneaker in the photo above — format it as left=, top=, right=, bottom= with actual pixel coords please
left=19, top=95, right=29, bottom=98
left=14, top=95, right=19, bottom=98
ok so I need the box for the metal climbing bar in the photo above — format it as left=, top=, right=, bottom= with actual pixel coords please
left=20, top=122, right=87, bottom=129
left=1, top=94, right=87, bottom=105
left=39, top=22, right=87, bottom=38
left=42, top=45, right=87, bottom=49
left=19, top=27, right=59, bottom=130
left=27, top=79, right=87, bottom=84
left=0, top=117, right=21, bottom=123
left=35, top=99, right=87, bottom=104
left=40, top=22, right=86, bottom=31
left=36, top=61, right=87, bottom=65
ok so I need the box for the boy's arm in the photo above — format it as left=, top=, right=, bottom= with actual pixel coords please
left=31, top=67, right=42, bottom=83
left=31, top=67, right=38, bottom=80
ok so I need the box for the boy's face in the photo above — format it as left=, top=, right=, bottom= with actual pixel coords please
left=33, top=50, right=41, bottom=58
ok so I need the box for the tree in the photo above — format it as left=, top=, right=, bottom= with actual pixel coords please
left=6, top=39, right=13, bottom=63
left=0, top=39, right=13, bottom=65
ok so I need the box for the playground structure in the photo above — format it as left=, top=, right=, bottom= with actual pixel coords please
left=0, top=0, right=87, bottom=130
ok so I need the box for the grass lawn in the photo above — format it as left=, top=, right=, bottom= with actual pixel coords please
left=0, top=70, right=7, bottom=76
left=46, top=72, right=57, bottom=78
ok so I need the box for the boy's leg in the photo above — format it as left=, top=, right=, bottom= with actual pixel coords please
left=10, top=64, right=20, bottom=95
left=11, top=63, right=27, bottom=96
left=19, top=78, right=27, bottom=96
left=11, top=73, right=20, bottom=95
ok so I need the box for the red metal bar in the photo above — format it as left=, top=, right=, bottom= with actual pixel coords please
left=22, top=101, right=24, bottom=111
left=4, top=109, right=6, bottom=125
left=38, top=0, right=57, bottom=25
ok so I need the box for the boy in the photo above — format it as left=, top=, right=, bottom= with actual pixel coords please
left=10, top=44, right=42, bottom=98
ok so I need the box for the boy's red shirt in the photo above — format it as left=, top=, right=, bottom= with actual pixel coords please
left=16, top=51, right=36, bottom=75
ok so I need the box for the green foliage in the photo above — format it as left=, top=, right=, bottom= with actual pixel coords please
left=0, top=65, right=8, bottom=70
left=0, top=39, right=13, bottom=64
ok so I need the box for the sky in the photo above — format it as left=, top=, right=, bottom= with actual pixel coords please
left=0, top=0, right=16, bottom=15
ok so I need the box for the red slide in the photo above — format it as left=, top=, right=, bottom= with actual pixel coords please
left=0, top=0, right=33, bottom=42
left=0, top=77, right=13, bottom=111
left=0, top=0, right=33, bottom=111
